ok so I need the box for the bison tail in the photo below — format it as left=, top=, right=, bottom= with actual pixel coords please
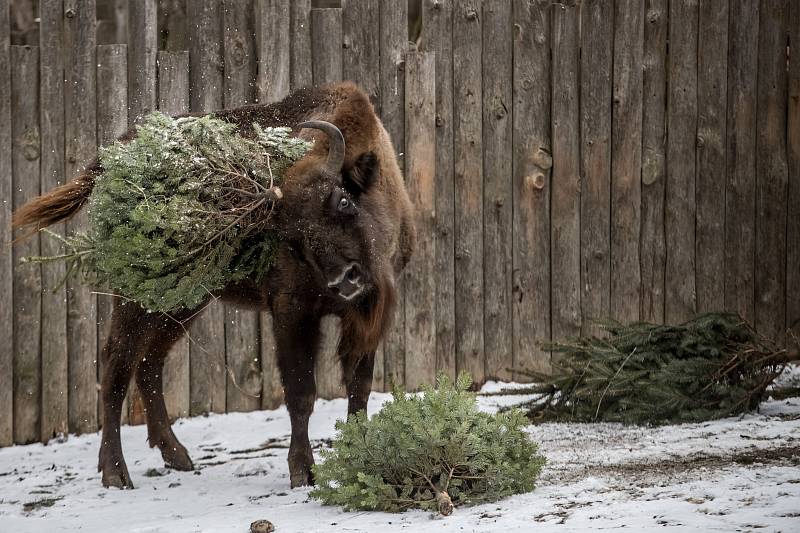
left=11, top=160, right=99, bottom=240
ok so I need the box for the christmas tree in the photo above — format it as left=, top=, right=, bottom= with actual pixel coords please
left=311, top=373, right=546, bottom=515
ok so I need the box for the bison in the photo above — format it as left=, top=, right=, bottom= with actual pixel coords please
left=12, top=82, right=415, bottom=489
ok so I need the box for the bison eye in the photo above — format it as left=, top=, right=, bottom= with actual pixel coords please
left=338, top=197, right=350, bottom=210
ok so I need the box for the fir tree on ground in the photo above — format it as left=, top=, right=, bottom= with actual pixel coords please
left=311, top=373, right=546, bottom=515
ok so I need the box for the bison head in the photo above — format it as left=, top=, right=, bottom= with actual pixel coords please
left=275, top=120, right=383, bottom=304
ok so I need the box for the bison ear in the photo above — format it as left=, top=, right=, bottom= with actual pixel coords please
left=343, top=151, right=378, bottom=196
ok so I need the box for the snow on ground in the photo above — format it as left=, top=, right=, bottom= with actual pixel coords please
left=0, top=384, right=798, bottom=533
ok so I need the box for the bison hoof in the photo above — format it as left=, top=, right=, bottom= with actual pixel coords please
left=101, top=462, right=134, bottom=490
left=162, top=445, right=194, bottom=472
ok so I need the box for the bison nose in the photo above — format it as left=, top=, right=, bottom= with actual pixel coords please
left=328, top=262, right=363, bottom=300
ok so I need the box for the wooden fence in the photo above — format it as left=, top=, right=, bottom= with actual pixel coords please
left=1, top=0, right=798, bottom=446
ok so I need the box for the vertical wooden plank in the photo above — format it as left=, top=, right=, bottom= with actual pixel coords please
left=289, top=0, right=312, bottom=90
left=420, top=0, right=455, bottom=381
left=512, top=0, right=551, bottom=376
left=453, top=0, right=483, bottom=385
left=225, top=0, right=257, bottom=108
left=788, top=1, right=800, bottom=340
left=256, top=0, right=290, bottom=103
left=696, top=1, right=729, bottom=314
left=343, top=0, right=380, bottom=106
left=379, top=0, right=407, bottom=387
left=342, top=0, right=383, bottom=388
left=755, top=0, right=789, bottom=344
left=403, top=51, right=436, bottom=390
left=96, top=44, right=128, bottom=425
left=64, top=0, right=98, bottom=434
left=260, top=313, right=283, bottom=409
left=665, top=0, right=698, bottom=324
left=157, top=50, right=191, bottom=420
left=223, top=0, right=261, bottom=413
left=187, top=0, right=227, bottom=415
left=310, top=7, right=345, bottom=399
left=39, top=0, right=68, bottom=442
left=640, top=0, right=668, bottom=323
left=253, top=0, right=289, bottom=407
left=11, top=45, right=41, bottom=444
left=311, top=8, right=342, bottom=85
left=579, top=0, right=612, bottom=335
left=126, top=0, right=157, bottom=124
left=724, top=0, right=758, bottom=325
left=481, top=0, right=513, bottom=380
left=610, top=0, right=644, bottom=324
left=551, top=0, right=581, bottom=342
left=0, top=0, right=12, bottom=446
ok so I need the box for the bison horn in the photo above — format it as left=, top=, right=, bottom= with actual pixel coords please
left=297, top=120, right=346, bottom=175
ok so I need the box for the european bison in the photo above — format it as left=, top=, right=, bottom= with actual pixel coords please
left=12, top=82, right=415, bottom=489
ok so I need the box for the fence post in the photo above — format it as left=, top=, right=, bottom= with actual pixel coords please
left=640, top=0, right=667, bottom=324
left=665, top=0, right=698, bottom=324
left=380, top=0, right=408, bottom=389
left=481, top=0, right=513, bottom=380
left=551, top=0, right=581, bottom=344
left=38, top=0, right=69, bottom=443
left=289, top=0, right=312, bottom=90
left=788, top=2, right=800, bottom=342
left=96, top=43, right=129, bottom=426
left=11, top=45, right=41, bottom=445
left=696, top=1, right=729, bottom=314
left=754, top=0, right=789, bottom=345
left=0, top=0, right=12, bottom=447
left=403, top=50, right=436, bottom=390
left=511, top=0, right=551, bottom=377
left=156, top=50, right=191, bottom=420
left=580, top=0, right=613, bottom=335
left=256, top=0, right=289, bottom=104
left=127, top=0, right=157, bottom=125
left=64, top=0, right=98, bottom=434
left=188, top=0, right=227, bottom=416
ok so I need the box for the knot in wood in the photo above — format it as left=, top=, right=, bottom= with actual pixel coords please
left=435, top=114, right=445, bottom=127
left=696, top=135, right=705, bottom=148
left=525, top=173, right=546, bottom=190
left=65, top=8, right=75, bottom=18
left=432, top=0, right=442, bottom=10
left=466, top=9, right=478, bottom=20
left=230, top=37, right=247, bottom=67
left=21, top=130, right=40, bottom=161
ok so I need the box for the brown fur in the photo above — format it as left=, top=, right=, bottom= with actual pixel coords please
left=12, top=82, right=415, bottom=490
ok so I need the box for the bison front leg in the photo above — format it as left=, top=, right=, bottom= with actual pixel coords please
left=344, top=351, right=375, bottom=416
left=273, top=309, right=321, bottom=488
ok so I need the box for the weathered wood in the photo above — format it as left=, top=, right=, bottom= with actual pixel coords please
left=724, top=0, right=758, bottom=325
left=611, top=0, right=643, bottom=324
left=223, top=0, right=262, bottom=412
left=453, top=0, right=484, bottom=384
left=260, top=313, right=283, bottom=409
left=579, top=0, right=613, bottom=335
left=379, top=0, right=407, bottom=388
left=551, top=0, right=581, bottom=342
left=96, top=44, right=128, bottom=425
left=481, top=0, right=513, bottom=380
left=225, top=0, right=257, bottom=108
left=695, top=1, right=729, bottom=314
left=39, top=0, right=68, bottom=442
left=343, top=0, right=380, bottom=107
left=157, top=50, right=191, bottom=420
left=289, top=0, right=312, bottom=90
left=126, top=0, right=157, bottom=124
left=640, top=0, right=667, bottom=323
left=256, top=0, right=290, bottom=103
left=0, top=0, right=12, bottom=446
left=754, top=0, right=789, bottom=344
left=311, top=7, right=345, bottom=399
left=512, top=0, right=551, bottom=376
left=11, top=45, right=41, bottom=444
left=420, top=0, right=455, bottom=381
left=788, top=1, right=800, bottom=340
left=665, top=0, right=698, bottom=324
left=403, top=51, right=436, bottom=390
left=188, top=0, right=227, bottom=415
left=64, top=0, right=98, bottom=434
